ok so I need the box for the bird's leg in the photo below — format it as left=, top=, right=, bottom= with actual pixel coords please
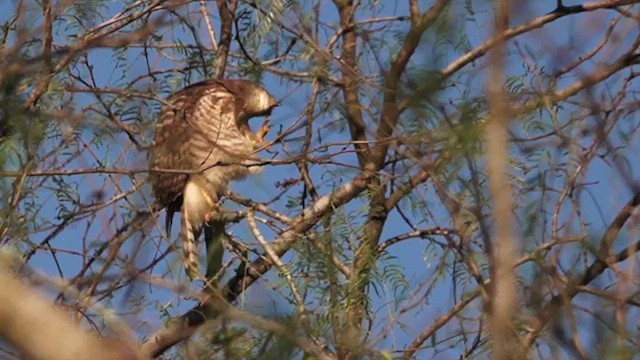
left=204, top=202, right=220, bottom=224
left=203, top=201, right=220, bottom=223
left=256, top=117, right=272, bottom=147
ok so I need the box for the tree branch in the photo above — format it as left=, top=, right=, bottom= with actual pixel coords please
left=333, top=0, right=370, bottom=166
left=213, top=0, right=238, bottom=79
left=141, top=171, right=374, bottom=358
left=523, top=190, right=640, bottom=349
left=371, top=0, right=448, bottom=169
left=342, top=2, right=449, bottom=352
left=441, top=0, right=640, bottom=79
left=485, top=1, right=521, bottom=359
left=401, top=288, right=482, bottom=360
left=0, top=266, right=141, bottom=360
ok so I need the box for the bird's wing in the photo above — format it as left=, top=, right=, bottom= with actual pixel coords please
left=149, top=82, right=225, bottom=237
left=149, top=79, right=246, bottom=280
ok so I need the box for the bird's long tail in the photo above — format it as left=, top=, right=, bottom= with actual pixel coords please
left=181, top=204, right=203, bottom=280
left=181, top=179, right=226, bottom=282
left=181, top=180, right=218, bottom=280
left=180, top=214, right=225, bottom=283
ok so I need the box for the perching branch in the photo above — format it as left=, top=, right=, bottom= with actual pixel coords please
left=141, top=171, right=375, bottom=358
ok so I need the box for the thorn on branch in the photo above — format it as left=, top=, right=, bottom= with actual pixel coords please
left=548, top=0, right=585, bottom=16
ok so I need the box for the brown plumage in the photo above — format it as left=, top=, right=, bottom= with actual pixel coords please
left=149, top=79, right=277, bottom=280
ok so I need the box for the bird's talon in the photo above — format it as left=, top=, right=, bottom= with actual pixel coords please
left=257, top=118, right=272, bottom=146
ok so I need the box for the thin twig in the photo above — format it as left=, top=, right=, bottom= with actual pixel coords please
left=199, top=0, right=218, bottom=51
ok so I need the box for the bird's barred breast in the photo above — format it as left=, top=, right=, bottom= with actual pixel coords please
left=188, top=90, right=256, bottom=192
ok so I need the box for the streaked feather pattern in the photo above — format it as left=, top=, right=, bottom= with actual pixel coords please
left=149, top=79, right=277, bottom=280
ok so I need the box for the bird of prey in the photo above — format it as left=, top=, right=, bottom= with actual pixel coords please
left=148, top=79, right=277, bottom=280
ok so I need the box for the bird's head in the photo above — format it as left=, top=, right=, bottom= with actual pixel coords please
left=221, top=79, right=278, bottom=139
left=221, top=79, right=278, bottom=120
left=242, top=83, right=278, bottom=117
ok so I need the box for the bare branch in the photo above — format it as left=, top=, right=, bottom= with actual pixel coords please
left=333, top=0, right=369, bottom=166
left=441, top=0, right=640, bottom=78
left=213, top=0, right=238, bottom=79
left=200, top=0, right=219, bottom=52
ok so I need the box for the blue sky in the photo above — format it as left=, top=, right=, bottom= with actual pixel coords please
left=2, top=0, right=639, bottom=358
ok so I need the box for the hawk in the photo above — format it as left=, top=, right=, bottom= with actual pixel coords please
left=149, top=79, right=278, bottom=280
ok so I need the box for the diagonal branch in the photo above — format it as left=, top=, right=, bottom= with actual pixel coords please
left=141, top=171, right=375, bottom=358
left=441, top=0, right=640, bottom=79
left=200, top=0, right=219, bottom=52
left=371, top=0, right=449, bottom=169
left=514, top=35, right=640, bottom=115
left=401, top=288, right=482, bottom=360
